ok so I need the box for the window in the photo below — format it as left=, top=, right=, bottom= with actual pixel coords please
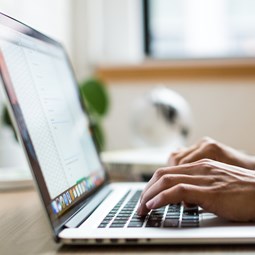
left=144, top=0, right=255, bottom=59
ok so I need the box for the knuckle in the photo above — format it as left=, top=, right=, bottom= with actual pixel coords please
left=211, top=175, right=223, bottom=183
left=210, top=168, right=219, bottom=175
left=202, top=163, right=214, bottom=173
left=201, top=137, right=219, bottom=149
left=176, top=184, right=190, bottom=201
left=160, top=174, right=172, bottom=186
left=207, top=141, right=218, bottom=150
left=206, top=175, right=218, bottom=185
left=176, top=183, right=188, bottom=194
left=155, top=168, right=166, bottom=179
left=204, top=141, right=221, bottom=153
left=170, top=153, right=180, bottom=162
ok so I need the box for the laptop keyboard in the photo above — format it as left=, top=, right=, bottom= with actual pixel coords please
left=98, top=190, right=199, bottom=228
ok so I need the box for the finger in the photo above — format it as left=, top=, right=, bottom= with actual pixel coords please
left=167, top=147, right=185, bottom=165
left=169, top=137, right=210, bottom=166
left=141, top=159, right=214, bottom=200
left=141, top=174, right=210, bottom=207
left=169, top=137, right=214, bottom=166
left=138, top=174, right=211, bottom=216
left=169, top=144, right=200, bottom=166
left=146, top=184, right=207, bottom=212
left=183, top=202, right=197, bottom=208
left=178, top=147, right=207, bottom=165
left=139, top=161, right=208, bottom=203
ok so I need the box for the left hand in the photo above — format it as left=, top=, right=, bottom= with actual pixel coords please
left=168, top=137, right=255, bottom=170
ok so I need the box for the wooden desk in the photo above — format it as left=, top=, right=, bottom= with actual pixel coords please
left=1, top=188, right=255, bottom=255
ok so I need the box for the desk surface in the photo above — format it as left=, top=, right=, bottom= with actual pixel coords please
left=1, top=188, right=255, bottom=255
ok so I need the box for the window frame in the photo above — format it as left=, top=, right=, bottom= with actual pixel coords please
left=142, top=0, right=255, bottom=61
left=143, top=0, right=150, bottom=56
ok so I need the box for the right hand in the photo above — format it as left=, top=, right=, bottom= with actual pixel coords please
left=168, top=137, right=255, bottom=170
left=138, top=159, right=255, bottom=222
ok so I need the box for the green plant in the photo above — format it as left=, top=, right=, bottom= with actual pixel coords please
left=2, top=106, right=12, bottom=128
left=79, top=77, right=109, bottom=151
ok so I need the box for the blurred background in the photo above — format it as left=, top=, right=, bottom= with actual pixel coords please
left=1, top=0, right=255, bottom=154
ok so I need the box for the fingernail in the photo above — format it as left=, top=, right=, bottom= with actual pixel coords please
left=146, top=199, right=154, bottom=209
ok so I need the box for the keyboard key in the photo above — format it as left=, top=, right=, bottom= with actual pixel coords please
left=110, top=224, right=126, bottom=228
left=163, top=219, right=179, bottom=228
left=145, top=220, right=162, bottom=228
left=182, top=215, right=199, bottom=221
left=131, top=216, right=145, bottom=220
left=183, top=205, right=198, bottom=212
left=181, top=222, right=199, bottom=228
left=115, top=218, right=130, bottom=222
left=166, top=212, right=180, bottom=216
left=98, top=224, right=108, bottom=228
left=128, top=222, right=144, bottom=228
left=165, top=215, right=180, bottom=220
left=182, top=218, right=199, bottom=223
left=181, top=216, right=199, bottom=228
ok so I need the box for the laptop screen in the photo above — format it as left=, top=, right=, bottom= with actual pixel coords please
left=0, top=13, right=106, bottom=232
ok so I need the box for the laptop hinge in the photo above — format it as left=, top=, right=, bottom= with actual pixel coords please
left=64, top=185, right=112, bottom=228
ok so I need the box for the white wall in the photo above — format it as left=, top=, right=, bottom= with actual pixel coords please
left=104, top=80, right=255, bottom=154
left=0, top=0, right=72, bottom=55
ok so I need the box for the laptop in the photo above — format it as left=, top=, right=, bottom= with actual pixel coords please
left=0, top=12, right=255, bottom=245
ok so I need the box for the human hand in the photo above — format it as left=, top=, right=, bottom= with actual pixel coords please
left=137, top=159, right=255, bottom=222
left=168, top=137, right=255, bottom=170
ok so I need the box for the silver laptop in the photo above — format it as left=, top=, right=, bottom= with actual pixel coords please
left=1, top=12, right=255, bottom=245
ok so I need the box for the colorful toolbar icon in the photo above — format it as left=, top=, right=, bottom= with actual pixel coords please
left=56, top=198, right=62, bottom=212
left=51, top=200, right=59, bottom=214
left=60, top=196, right=65, bottom=209
left=66, top=191, right=72, bottom=204
left=63, top=193, right=69, bottom=206
left=73, top=188, right=77, bottom=198
left=76, top=186, right=80, bottom=197
left=70, top=189, right=74, bottom=200
left=78, top=183, right=83, bottom=194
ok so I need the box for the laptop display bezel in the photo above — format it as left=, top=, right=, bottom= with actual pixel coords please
left=0, top=12, right=108, bottom=240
